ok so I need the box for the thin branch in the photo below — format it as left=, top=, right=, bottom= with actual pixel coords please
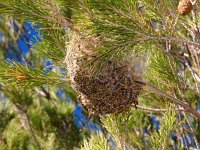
left=14, top=104, right=41, bottom=150
left=177, top=113, right=190, bottom=150
left=136, top=105, right=184, bottom=112
left=145, top=36, right=200, bottom=48
left=24, top=111, right=41, bottom=150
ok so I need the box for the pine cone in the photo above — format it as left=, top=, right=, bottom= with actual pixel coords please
left=177, top=0, right=193, bottom=16
left=65, top=32, right=145, bottom=115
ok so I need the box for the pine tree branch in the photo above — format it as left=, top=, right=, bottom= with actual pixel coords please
left=0, top=59, right=66, bottom=87
left=150, top=106, right=177, bottom=149
left=0, top=0, right=71, bottom=27
left=144, top=81, right=200, bottom=119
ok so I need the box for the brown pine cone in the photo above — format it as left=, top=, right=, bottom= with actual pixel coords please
left=177, top=0, right=193, bottom=16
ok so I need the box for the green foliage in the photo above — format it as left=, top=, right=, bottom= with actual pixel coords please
left=0, top=0, right=70, bottom=68
left=144, top=49, right=178, bottom=105
left=33, top=31, right=65, bottom=66
left=82, top=133, right=110, bottom=150
left=150, top=106, right=178, bottom=150
left=0, top=59, right=66, bottom=87
left=101, top=110, right=150, bottom=149
left=147, top=50, right=177, bottom=84
left=0, top=86, right=86, bottom=149
left=78, top=0, right=182, bottom=63
left=0, top=0, right=63, bottom=26
left=0, top=101, right=14, bottom=137
left=5, top=119, right=34, bottom=150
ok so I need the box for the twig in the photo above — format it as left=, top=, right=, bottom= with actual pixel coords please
left=184, top=113, right=200, bottom=149
left=177, top=113, right=190, bottom=150
left=24, top=111, right=41, bottom=150
left=185, top=62, right=200, bottom=96
left=136, top=105, right=184, bottom=112
left=145, top=36, right=200, bottom=48
left=14, top=104, right=41, bottom=150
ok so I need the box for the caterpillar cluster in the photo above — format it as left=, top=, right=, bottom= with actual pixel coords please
left=74, top=62, right=144, bottom=115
